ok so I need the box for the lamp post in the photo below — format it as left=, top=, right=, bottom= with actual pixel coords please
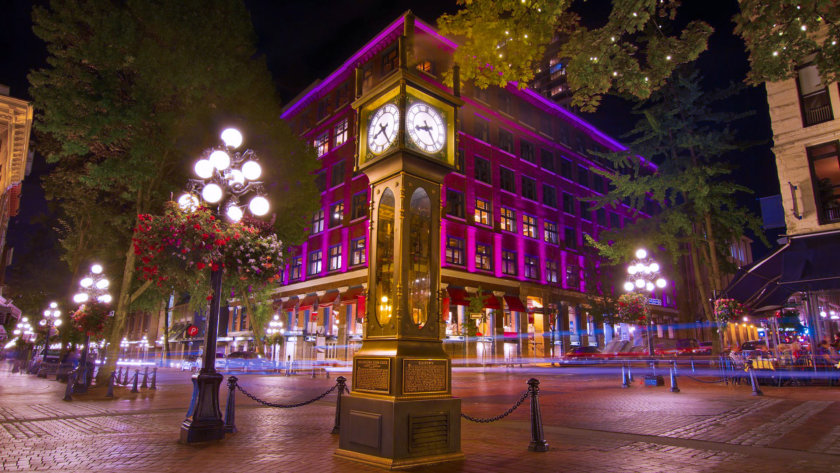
left=38, top=302, right=62, bottom=368
left=120, top=337, right=129, bottom=364
left=267, top=314, right=284, bottom=366
left=72, top=264, right=112, bottom=393
left=622, top=249, right=667, bottom=358
left=11, top=317, right=35, bottom=373
left=179, top=128, right=270, bottom=444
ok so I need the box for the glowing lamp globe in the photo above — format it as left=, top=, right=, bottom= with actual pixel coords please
left=80, top=277, right=94, bottom=288
left=95, top=278, right=110, bottom=289
left=229, top=169, right=245, bottom=186
left=53, top=311, right=61, bottom=317
left=98, top=294, right=112, bottom=304
left=635, top=279, right=645, bottom=288
left=221, top=128, right=243, bottom=149
left=226, top=205, right=243, bottom=222
left=655, top=278, right=667, bottom=288
left=645, top=282, right=654, bottom=292
left=202, top=183, right=223, bottom=203
left=209, top=150, right=231, bottom=171
left=249, top=196, right=269, bottom=216
left=241, top=160, right=262, bottom=180
left=178, top=193, right=199, bottom=212
left=194, top=159, right=214, bottom=179
left=650, top=262, right=660, bottom=273
left=50, top=302, right=58, bottom=309
left=627, top=265, right=637, bottom=275
left=39, top=319, right=46, bottom=326
left=91, top=264, right=103, bottom=274
left=635, top=249, right=647, bottom=259
left=43, top=310, right=50, bottom=317
left=74, top=293, right=89, bottom=303
left=623, top=281, right=634, bottom=292
left=54, top=319, right=62, bottom=327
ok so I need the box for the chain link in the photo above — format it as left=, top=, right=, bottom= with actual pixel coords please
left=461, top=389, right=530, bottom=423
left=234, top=381, right=338, bottom=408
left=682, top=375, right=727, bottom=384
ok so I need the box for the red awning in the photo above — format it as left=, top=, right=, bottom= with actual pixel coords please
left=503, top=295, right=527, bottom=312
left=483, top=294, right=501, bottom=310
left=357, top=295, right=366, bottom=319
left=298, top=293, right=319, bottom=310
left=340, top=286, right=365, bottom=304
left=319, top=291, right=340, bottom=307
left=281, top=297, right=298, bottom=311
left=442, top=297, right=450, bottom=322
left=447, top=287, right=470, bottom=306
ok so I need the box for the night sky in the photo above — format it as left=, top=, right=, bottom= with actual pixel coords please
left=0, top=0, right=780, bottom=302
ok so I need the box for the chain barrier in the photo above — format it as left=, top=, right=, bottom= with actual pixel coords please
left=233, top=379, right=338, bottom=408
left=461, top=389, right=530, bottom=423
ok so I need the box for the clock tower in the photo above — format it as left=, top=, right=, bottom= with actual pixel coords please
left=335, top=14, right=464, bottom=469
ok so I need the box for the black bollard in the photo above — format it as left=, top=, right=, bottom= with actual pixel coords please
left=690, top=356, right=695, bottom=373
left=669, top=367, right=680, bottom=393
left=131, top=369, right=139, bottom=393
left=224, top=376, right=238, bottom=433
left=748, top=361, right=763, bottom=396
left=63, top=370, right=76, bottom=401
left=141, top=366, right=149, bottom=389
left=627, top=364, right=634, bottom=383
left=122, top=366, right=130, bottom=385
left=106, top=371, right=115, bottom=398
left=527, top=378, right=549, bottom=452
left=621, top=364, right=629, bottom=388
left=150, top=368, right=157, bottom=390
left=116, top=366, right=123, bottom=383
left=672, top=359, right=678, bottom=377
left=332, top=376, right=347, bottom=434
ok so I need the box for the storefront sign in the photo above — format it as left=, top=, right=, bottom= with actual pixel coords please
left=403, top=359, right=447, bottom=394
left=186, top=325, right=199, bottom=337
left=647, top=298, right=662, bottom=306
left=353, top=357, right=391, bottom=394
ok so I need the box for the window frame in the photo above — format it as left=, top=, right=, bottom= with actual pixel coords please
left=474, top=198, right=492, bottom=226
left=500, top=207, right=516, bottom=232
left=501, top=250, right=517, bottom=276
left=475, top=242, right=492, bottom=271
left=350, top=237, right=366, bottom=266
left=500, top=167, right=516, bottom=193
left=328, top=244, right=342, bottom=271
left=544, top=221, right=559, bottom=245
left=329, top=201, right=344, bottom=228
left=308, top=249, right=323, bottom=276
left=311, top=208, right=325, bottom=234
left=446, top=189, right=466, bottom=219
left=445, top=236, right=465, bottom=266
left=522, top=214, right=538, bottom=239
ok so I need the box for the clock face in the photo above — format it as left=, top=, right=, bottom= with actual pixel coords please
left=406, top=102, right=446, bottom=154
left=367, top=103, right=400, bottom=155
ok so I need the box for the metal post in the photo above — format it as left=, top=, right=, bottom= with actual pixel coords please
left=621, top=364, right=629, bottom=388
left=690, top=356, right=695, bottom=373
left=627, top=363, right=634, bottom=382
left=150, top=368, right=157, bottom=390
left=106, top=371, right=115, bottom=398
left=527, top=378, right=549, bottom=452
left=131, top=369, right=140, bottom=393
left=141, top=366, right=149, bottom=389
left=332, top=376, right=347, bottom=434
left=74, top=335, right=91, bottom=394
left=671, top=359, right=678, bottom=376
left=223, top=376, right=237, bottom=434
left=669, top=366, right=680, bottom=393
left=748, top=360, right=763, bottom=396
left=63, top=370, right=76, bottom=401
left=116, top=366, right=123, bottom=383
left=122, top=366, right=130, bottom=385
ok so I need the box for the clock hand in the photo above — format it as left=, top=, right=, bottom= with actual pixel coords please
left=374, top=123, right=388, bottom=140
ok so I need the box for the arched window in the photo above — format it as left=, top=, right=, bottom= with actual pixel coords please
left=375, top=189, right=395, bottom=325
left=408, top=187, right=432, bottom=328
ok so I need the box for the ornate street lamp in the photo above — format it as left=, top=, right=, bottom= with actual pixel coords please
left=38, top=302, right=62, bottom=368
left=266, top=314, right=284, bottom=366
left=622, top=248, right=667, bottom=358
left=179, top=128, right=270, bottom=444
left=72, top=264, right=111, bottom=393
left=12, top=317, right=35, bottom=342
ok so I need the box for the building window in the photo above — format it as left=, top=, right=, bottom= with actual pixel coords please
left=596, top=208, right=607, bottom=226
left=540, top=149, right=555, bottom=172
left=314, top=169, right=327, bottom=192
left=565, top=227, right=577, bottom=249
left=474, top=198, right=492, bottom=226
left=350, top=237, right=366, bottom=266
left=577, top=165, right=589, bottom=188
left=445, top=237, right=465, bottom=265
left=546, top=260, right=558, bottom=283
left=560, top=157, right=573, bottom=180
left=563, top=193, right=576, bottom=215
left=593, top=175, right=606, bottom=194
left=351, top=191, right=368, bottom=220
left=807, top=141, right=840, bottom=224
left=499, top=129, right=514, bottom=153
left=317, top=100, right=328, bottom=121
left=542, top=184, right=557, bottom=208
left=315, top=131, right=329, bottom=157
left=311, top=209, right=324, bottom=234
left=446, top=189, right=465, bottom=219
left=416, top=60, right=434, bottom=74
left=566, top=264, right=579, bottom=288
left=330, top=161, right=345, bottom=188
left=499, top=92, right=512, bottom=114
left=475, top=243, right=492, bottom=271
left=334, top=118, right=348, bottom=147
left=308, top=250, right=323, bottom=276
left=500, top=207, right=516, bottom=232
left=475, top=118, right=489, bottom=142
left=522, top=214, right=537, bottom=238
left=289, top=256, right=302, bottom=281
left=382, top=46, right=398, bottom=74
left=474, top=86, right=489, bottom=103
left=502, top=250, right=517, bottom=276
left=580, top=201, right=591, bottom=221
left=328, top=244, right=342, bottom=271
left=797, top=63, right=833, bottom=127
left=520, top=140, right=535, bottom=163
left=474, top=156, right=491, bottom=183
left=544, top=221, right=558, bottom=244
left=521, top=176, right=537, bottom=201
left=610, top=213, right=621, bottom=228
left=524, top=256, right=539, bottom=280
left=500, top=167, right=516, bottom=193
left=329, top=201, right=344, bottom=227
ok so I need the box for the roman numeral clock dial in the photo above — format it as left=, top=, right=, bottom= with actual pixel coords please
left=367, top=103, right=400, bottom=155
left=407, top=102, right=445, bottom=154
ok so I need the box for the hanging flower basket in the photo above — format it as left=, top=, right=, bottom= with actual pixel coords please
left=224, top=225, right=284, bottom=286
left=713, top=298, right=744, bottom=326
left=616, top=292, right=650, bottom=324
left=72, top=301, right=111, bottom=337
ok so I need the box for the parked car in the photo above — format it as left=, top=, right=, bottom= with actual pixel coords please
left=217, top=351, right=273, bottom=372
left=180, top=355, right=200, bottom=372
left=602, top=340, right=647, bottom=359
left=692, top=341, right=713, bottom=356
left=564, top=346, right=603, bottom=361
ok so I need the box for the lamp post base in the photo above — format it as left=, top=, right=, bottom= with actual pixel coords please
left=179, top=370, right=225, bottom=444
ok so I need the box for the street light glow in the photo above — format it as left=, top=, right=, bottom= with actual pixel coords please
left=95, top=278, right=110, bottom=289
left=91, top=264, right=103, bottom=274
left=656, top=278, right=667, bottom=288
left=50, top=302, right=58, bottom=309
left=623, top=281, right=635, bottom=291
left=635, top=248, right=647, bottom=259
left=97, top=294, right=112, bottom=303
left=195, top=159, right=214, bottom=179
left=178, top=193, right=200, bottom=212
left=209, top=150, right=231, bottom=171
left=241, top=160, right=262, bottom=180
left=73, top=293, right=89, bottom=303
left=226, top=205, right=243, bottom=222
left=249, top=196, right=269, bottom=216
left=202, top=183, right=223, bottom=203
left=635, top=279, right=645, bottom=288
left=54, top=319, right=62, bottom=327
left=221, top=128, right=243, bottom=148
left=80, top=277, right=93, bottom=288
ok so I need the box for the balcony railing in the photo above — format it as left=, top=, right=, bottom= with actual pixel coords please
left=801, top=89, right=834, bottom=127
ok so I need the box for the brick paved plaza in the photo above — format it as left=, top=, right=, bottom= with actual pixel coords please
left=2, top=363, right=840, bottom=472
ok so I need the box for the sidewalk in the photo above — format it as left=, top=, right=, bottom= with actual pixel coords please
left=1, top=365, right=839, bottom=472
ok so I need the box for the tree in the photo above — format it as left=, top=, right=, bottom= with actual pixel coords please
left=29, top=0, right=319, bottom=383
left=734, top=0, right=840, bottom=85
left=437, top=0, right=713, bottom=110
left=586, top=69, right=764, bottom=352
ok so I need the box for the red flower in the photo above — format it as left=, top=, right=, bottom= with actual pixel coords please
left=196, top=262, right=205, bottom=270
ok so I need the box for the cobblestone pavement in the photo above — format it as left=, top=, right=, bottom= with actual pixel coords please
left=1, top=362, right=840, bottom=472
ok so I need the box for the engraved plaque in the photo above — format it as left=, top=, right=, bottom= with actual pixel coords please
left=354, top=358, right=391, bottom=393
left=403, top=359, right=448, bottom=394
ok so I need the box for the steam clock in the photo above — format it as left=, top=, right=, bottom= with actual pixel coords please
left=335, top=23, right=464, bottom=469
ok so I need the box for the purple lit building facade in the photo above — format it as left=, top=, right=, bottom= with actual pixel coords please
left=270, top=14, right=678, bottom=364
